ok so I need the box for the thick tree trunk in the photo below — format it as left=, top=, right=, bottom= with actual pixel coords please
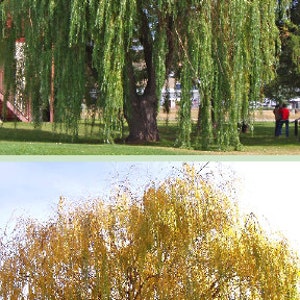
left=126, top=93, right=159, bottom=143
left=124, top=5, right=160, bottom=143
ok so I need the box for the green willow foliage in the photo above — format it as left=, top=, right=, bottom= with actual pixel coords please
left=0, top=0, right=280, bottom=148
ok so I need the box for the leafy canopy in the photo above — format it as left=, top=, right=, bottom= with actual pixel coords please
left=0, top=1, right=280, bottom=149
left=265, top=0, right=300, bottom=101
left=0, top=165, right=299, bottom=299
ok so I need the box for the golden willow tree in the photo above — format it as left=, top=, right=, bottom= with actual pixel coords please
left=0, top=0, right=282, bottom=149
left=0, top=166, right=299, bottom=299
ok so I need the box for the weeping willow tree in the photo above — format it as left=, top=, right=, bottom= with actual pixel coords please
left=0, top=0, right=280, bottom=148
left=0, top=165, right=299, bottom=299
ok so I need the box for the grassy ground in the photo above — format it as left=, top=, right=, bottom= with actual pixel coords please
left=1, top=116, right=300, bottom=155
left=0, top=121, right=194, bottom=155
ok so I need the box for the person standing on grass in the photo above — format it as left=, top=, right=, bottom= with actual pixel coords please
left=279, top=103, right=290, bottom=137
left=273, top=104, right=282, bottom=137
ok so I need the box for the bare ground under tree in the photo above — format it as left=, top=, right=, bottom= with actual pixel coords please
left=157, top=108, right=300, bottom=122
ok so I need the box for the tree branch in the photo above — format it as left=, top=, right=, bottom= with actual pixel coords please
left=138, top=7, right=156, bottom=96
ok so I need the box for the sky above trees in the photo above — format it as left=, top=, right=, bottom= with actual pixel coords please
left=0, top=160, right=299, bottom=255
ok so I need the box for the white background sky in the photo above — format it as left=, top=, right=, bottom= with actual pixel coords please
left=0, top=160, right=299, bottom=255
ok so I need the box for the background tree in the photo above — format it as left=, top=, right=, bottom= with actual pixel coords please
left=265, top=0, right=300, bottom=101
left=0, top=165, right=299, bottom=299
left=0, top=1, right=280, bottom=149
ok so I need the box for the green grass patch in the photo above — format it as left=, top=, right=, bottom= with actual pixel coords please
left=0, top=121, right=300, bottom=155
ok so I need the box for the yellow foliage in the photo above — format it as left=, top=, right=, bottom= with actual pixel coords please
left=0, top=165, right=299, bottom=299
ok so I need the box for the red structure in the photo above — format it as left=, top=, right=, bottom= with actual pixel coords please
left=0, top=13, right=32, bottom=122
left=0, top=67, right=32, bottom=122
left=0, top=38, right=32, bottom=122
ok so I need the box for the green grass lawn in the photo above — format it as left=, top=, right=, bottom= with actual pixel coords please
left=0, top=120, right=300, bottom=155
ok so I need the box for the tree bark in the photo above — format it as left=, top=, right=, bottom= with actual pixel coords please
left=124, top=5, right=160, bottom=143
left=50, top=46, right=55, bottom=123
left=126, top=93, right=159, bottom=143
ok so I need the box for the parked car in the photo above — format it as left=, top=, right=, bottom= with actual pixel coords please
left=262, top=98, right=277, bottom=107
left=249, top=101, right=263, bottom=109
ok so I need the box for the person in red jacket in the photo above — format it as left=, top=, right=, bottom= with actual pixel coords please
left=279, top=103, right=290, bottom=137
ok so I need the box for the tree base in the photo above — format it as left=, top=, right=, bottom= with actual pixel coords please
left=125, top=132, right=160, bottom=144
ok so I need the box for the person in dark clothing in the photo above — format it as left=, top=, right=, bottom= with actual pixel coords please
left=273, top=104, right=281, bottom=137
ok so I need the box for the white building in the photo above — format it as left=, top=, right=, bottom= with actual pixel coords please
left=161, top=77, right=200, bottom=108
left=289, top=97, right=300, bottom=109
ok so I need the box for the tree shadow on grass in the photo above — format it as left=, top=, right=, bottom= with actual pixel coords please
left=239, top=123, right=300, bottom=148
left=1, top=122, right=299, bottom=152
left=0, top=126, right=100, bottom=145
